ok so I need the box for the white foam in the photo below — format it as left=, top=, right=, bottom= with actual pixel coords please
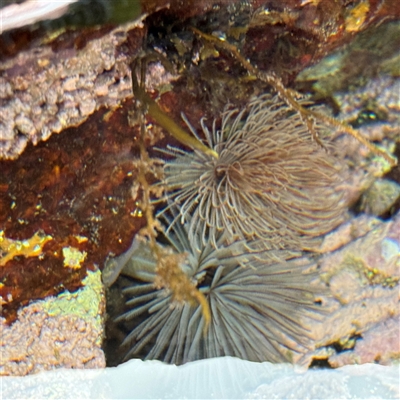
left=2, top=357, right=399, bottom=399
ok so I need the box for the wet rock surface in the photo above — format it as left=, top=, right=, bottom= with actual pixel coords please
left=0, top=0, right=399, bottom=375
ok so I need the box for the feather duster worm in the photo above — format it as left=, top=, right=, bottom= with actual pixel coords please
left=116, top=215, right=323, bottom=365
left=159, top=94, right=347, bottom=250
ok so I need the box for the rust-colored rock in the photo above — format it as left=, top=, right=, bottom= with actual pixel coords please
left=0, top=101, right=146, bottom=323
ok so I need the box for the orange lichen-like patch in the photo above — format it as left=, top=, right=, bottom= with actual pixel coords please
left=345, top=1, right=370, bottom=33
left=0, top=231, right=52, bottom=267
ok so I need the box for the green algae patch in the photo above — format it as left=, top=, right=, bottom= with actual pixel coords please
left=42, top=270, right=105, bottom=338
left=62, top=246, right=87, bottom=269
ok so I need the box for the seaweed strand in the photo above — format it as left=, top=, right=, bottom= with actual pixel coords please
left=191, top=27, right=397, bottom=167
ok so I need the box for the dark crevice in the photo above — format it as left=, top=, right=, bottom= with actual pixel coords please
left=332, top=334, right=362, bottom=354
left=309, top=358, right=332, bottom=369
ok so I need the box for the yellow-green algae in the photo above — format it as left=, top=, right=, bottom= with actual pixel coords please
left=322, top=253, right=399, bottom=289
left=62, top=246, right=87, bottom=269
left=42, top=270, right=104, bottom=344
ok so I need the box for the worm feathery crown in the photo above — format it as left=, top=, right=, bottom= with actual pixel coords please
left=117, top=213, right=323, bottom=365
left=159, top=94, right=347, bottom=251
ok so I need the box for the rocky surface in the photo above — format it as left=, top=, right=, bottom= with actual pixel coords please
left=303, top=213, right=400, bottom=367
left=0, top=271, right=105, bottom=376
left=0, top=18, right=144, bottom=159
left=0, top=0, right=399, bottom=376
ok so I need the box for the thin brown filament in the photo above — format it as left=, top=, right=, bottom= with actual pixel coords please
left=191, top=27, right=397, bottom=167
